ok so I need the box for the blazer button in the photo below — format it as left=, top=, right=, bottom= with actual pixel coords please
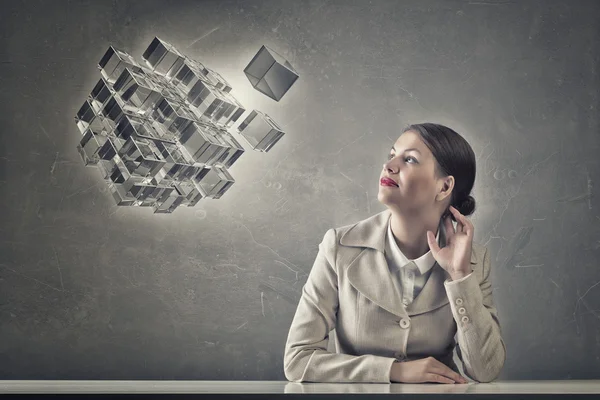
left=461, top=315, right=469, bottom=323
left=399, top=318, right=410, bottom=328
left=456, top=298, right=464, bottom=306
left=458, top=307, right=466, bottom=315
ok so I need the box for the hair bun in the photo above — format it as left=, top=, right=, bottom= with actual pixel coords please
left=457, top=195, right=476, bottom=217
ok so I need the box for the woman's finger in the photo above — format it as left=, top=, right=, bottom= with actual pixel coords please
left=430, top=360, right=466, bottom=383
left=443, top=213, right=455, bottom=239
left=426, top=373, right=455, bottom=384
left=448, top=206, right=465, bottom=233
left=427, top=230, right=441, bottom=256
left=449, top=206, right=473, bottom=237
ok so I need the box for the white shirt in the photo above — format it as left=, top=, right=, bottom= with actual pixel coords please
left=384, top=218, right=440, bottom=306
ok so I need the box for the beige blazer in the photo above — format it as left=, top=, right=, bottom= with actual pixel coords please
left=283, top=208, right=506, bottom=383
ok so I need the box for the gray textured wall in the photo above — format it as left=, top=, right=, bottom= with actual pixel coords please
left=1, top=0, right=599, bottom=380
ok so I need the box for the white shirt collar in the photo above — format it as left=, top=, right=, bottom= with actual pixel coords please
left=386, top=217, right=440, bottom=275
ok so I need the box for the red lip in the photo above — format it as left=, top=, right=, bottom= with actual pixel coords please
left=380, top=177, right=398, bottom=187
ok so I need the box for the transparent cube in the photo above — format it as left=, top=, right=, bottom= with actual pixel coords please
left=75, top=99, right=114, bottom=136
left=173, top=180, right=206, bottom=207
left=100, top=96, right=131, bottom=126
left=77, top=36, right=254, bottom=212
left=97, top=153, right=131, bottom=184
left=114, top=113, right=175, bottom=143
left=112, top=67, right=164, bottom=113
left=179, top=121, right=230, bottom=165
left=107, top=181, right=137, bottom=206
left=152, top=189, right=185, bottom=213
left=118, top=136, right=166, bottom=178
left=149, top=97, right=197, bottom=136
left=77, top=128, right=108, bottom=166
left=194, top=164, right=234, bottom=199
left=203, top=66, right=232, bottom=93
left=142, top=37, right=186, bottom=79
left=98, top=46, right=142, bottom=84
left=218, top=90, right=246, bottom=128
left=211, top=128, right=244, bottom=168
left=96, top=137, right=126, bottom=166
left=237, top=110, right=285, bottom=152
left=187, top=84, right=240, bottom=128
left=152, top=141, right=201, bottom=184
left=88, top=78, right=114, bottom=115
left=244, top=45, right=299, bottom=101
left=128, top=183, right=174, bottom=208
left=171, top=58, right=213, bottom=97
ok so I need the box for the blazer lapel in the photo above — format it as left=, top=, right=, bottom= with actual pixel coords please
left=346, top=247, right=407, bottom=318
left=341, top=209, right=478, bottom=318
left=405, top=263, right=450, bottom=316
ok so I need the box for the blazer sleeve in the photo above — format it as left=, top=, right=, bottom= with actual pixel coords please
left=443, top=245, right=507, bottom=382
left=283, top=228, right=397, bottom=383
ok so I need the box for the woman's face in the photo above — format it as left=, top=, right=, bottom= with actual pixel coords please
left=377, top=130, right=452, bottom=216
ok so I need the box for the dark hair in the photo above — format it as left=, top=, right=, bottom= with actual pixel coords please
left=401, top=123, right=476, bottom=222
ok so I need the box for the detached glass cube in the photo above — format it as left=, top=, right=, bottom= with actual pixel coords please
left=194, top=164, right=234, bottom=199
left=244, top=45, right=299, bottom=101
left=237, top=110, right=285, bottom=152
left=142, top=37, right=186, bottom=80
left=98, top=46, right=142, bottom=84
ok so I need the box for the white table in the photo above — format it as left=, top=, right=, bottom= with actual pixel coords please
left=0, top=380, right=599, bottom=398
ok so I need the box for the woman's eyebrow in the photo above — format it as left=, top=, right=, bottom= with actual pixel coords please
left=391, top=146, right=422, bottom=154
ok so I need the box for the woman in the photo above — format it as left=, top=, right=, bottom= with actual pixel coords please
left=283, top=123, right=506, bottom=384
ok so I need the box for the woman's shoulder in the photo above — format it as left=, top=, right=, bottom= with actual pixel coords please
left=322, top=210, right=390, bottom=250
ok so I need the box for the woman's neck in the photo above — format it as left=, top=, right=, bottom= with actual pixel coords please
left=389, top=210, right=440, bottom=260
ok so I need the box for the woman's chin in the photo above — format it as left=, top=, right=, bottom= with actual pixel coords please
left=377, top=191, right=397, bottom=205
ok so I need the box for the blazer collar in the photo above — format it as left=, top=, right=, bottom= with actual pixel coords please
left=340, top=209, right=478, bottom=263
left=341, top=208, right=477, bottom=318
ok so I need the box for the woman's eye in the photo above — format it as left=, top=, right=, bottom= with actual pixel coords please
left=387, top=154, right=417, bottom=163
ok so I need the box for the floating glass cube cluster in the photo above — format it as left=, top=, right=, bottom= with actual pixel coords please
left=75, top=37, right=295, bottom=213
